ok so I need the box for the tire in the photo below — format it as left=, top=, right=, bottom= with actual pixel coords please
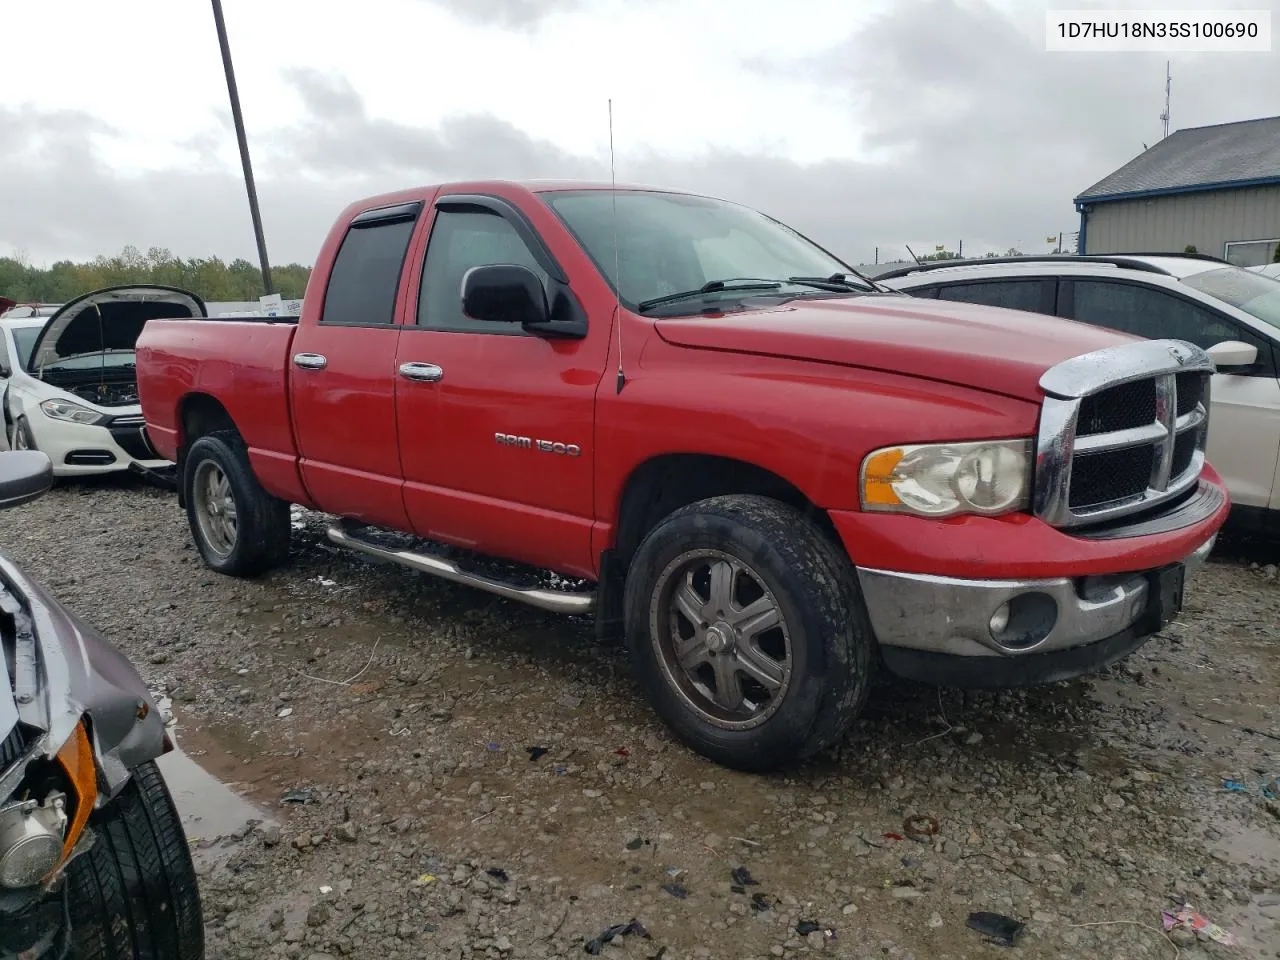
left=65, top=760, right=205, bottom=960
left=622, top=494, right=873, bottom=772
left=183, top=430, right=290, bottom=577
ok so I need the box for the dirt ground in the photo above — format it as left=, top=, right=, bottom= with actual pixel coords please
left=5, top=476, right=1280, bottom=959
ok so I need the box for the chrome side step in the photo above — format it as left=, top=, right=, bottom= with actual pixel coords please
left=325, top=521, right=596, bottom=615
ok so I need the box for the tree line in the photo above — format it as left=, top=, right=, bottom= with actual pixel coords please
left=0, top=246, right=312, bottom=304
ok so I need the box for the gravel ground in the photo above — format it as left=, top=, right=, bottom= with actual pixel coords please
left=4, top=476, right=1280, bottom=960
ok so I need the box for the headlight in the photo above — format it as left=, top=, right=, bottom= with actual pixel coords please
left=39, top=399, right=105, bottom=426
left=860, top=439, right=1033, bottom=518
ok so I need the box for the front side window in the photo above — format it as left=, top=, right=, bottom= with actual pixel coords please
left=321, top=217, right=417, bottom=326
left=417, top=209, right=549, bottom=331
left=1069, top=280, right=1238, bottom=349
left=935, top=279, right=1053, bottom=313
left=1180, top=266, right=1280, bottom=333
left=541, top=189, right=871, bottom=313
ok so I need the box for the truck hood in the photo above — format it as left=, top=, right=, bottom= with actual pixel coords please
left=28, top=284, right=206, bottom=373
left=652, top=294, right=1134, bottom=401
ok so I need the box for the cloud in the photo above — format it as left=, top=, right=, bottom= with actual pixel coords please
left=419, top=0, right=581, bottom=28
left=3, top=0, right=1277, bottom=266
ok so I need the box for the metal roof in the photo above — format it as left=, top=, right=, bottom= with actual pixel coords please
left=1075, top=115, right=1280, bottom=203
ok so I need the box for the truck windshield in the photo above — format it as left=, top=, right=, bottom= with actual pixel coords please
left=541, top=189, right=870, bottom=312
left=1181, top=267, right=1280, bottom=332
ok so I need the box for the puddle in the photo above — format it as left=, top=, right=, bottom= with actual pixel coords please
left=1221, top=894, right=1280, bottom=957
left=1208, top=818, right=1280, bottom=872
left=152, top=695, right=275, bottom=861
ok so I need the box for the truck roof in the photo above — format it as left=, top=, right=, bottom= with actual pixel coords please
left=343, top=178, right=709, bottom=217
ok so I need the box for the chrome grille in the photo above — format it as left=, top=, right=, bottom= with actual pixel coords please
left=1033, top=339, right=1214, bottom=529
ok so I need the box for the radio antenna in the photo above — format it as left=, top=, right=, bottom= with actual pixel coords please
left=609, top=98, right=625, bottom=394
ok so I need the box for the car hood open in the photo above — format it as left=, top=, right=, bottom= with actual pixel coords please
left=28, top=284, right=206, bottom=373
left=652, top=294, right=1136, bottom=402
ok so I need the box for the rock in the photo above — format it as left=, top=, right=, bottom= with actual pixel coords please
left=306, top=902, right=330, bottom=927
left=928, top=913, right=943, bottom=928
left=964, top=732, right=984, bottom=745
left=259, top=824, right=283, bottom=847
left=494, top=934, right=512, bottom=953
left=335, top=821, right=359, bottom=843
left=842, top=903, right=859, bottom=915
left=891, top=887, right=924, bottom=899
left=1103, top=794, right=1125, bottom=811
left=291, top=835, right=311, bottom=850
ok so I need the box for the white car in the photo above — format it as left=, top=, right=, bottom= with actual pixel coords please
left=1250, top=263, right=1280, bottom=280
left=878, top=254, right=1280, bottom=537
left=0, top=285, right=206, bottom=477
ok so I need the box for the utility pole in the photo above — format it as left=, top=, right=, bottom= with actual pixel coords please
left=210, top=0, right=274, bottom=295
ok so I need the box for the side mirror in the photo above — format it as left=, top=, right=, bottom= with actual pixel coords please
left=461, top=264, right=549, bottom=328
left=1207, top=340, right=1259, bottom=371
left=0, top=450, right=53, bottom=510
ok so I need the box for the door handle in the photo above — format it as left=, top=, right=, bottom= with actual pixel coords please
left=399, top=362, right=444, bottom=383
left=293, top=352, right=328, bottom=370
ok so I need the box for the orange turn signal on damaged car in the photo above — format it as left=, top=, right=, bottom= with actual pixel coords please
left=859, top=439, right=1033, bottom=518
left=48, top=722, right=98, bottom=878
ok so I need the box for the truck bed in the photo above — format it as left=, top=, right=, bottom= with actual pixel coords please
left=135, top=317, right=304, bottom=501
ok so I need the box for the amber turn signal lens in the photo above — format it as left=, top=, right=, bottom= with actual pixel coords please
left=860, top=447, right=906, bottom=506
left=48, top=723, right=97, bottom=879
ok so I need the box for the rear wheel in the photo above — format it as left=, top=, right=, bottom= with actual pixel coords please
left=183, top=430, right=290, bottom=576
left=623, top=494, right=873, bottom=772
left=65, top=760, right=205, bottom=960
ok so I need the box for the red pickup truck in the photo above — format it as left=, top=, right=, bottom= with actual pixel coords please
left=135, top=180, right=1229, bottom=771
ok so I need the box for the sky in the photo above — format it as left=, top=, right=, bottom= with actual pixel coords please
left=2, top=0, right=1277, bottom=267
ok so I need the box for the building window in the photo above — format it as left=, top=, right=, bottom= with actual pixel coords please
left=1224, top=238, right=1280, bottom=268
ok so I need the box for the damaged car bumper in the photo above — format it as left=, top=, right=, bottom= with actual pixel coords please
left=25, top=409, right=171, bottom=478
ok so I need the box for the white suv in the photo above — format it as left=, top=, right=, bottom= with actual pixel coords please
left=879, top=254, right=1280, bottom=537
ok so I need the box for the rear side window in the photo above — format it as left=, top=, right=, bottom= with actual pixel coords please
left=321, top=216, right=417, bottom=326
left=935, top=279, right=1054, bottom=313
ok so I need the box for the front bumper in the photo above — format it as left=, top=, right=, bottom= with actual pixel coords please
left=26, top=411, right=170, bottom=477
left=857, top=532, right=1216, bottom=689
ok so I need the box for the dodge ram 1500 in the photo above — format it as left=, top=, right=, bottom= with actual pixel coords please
left=134, top=180, right=1229, bottom=771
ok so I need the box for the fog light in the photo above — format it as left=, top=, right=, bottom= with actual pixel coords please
left=989, top=602, right=1011, bottom=636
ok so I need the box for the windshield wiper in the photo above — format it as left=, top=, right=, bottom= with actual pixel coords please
left=787, top=272, right=889, bottom=293
left=636, top=279, right=783, bottom=312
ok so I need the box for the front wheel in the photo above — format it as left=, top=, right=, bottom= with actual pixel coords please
left=623, top=494, right=873, bottom=772
left=65, top=760, right=205, bottom=959
left=183, top=430, right=290, bottom=576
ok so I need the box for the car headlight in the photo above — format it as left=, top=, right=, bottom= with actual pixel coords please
left=39, top=399, right=105, bottom=426
left=860, top=439, right=1033, bottom=517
